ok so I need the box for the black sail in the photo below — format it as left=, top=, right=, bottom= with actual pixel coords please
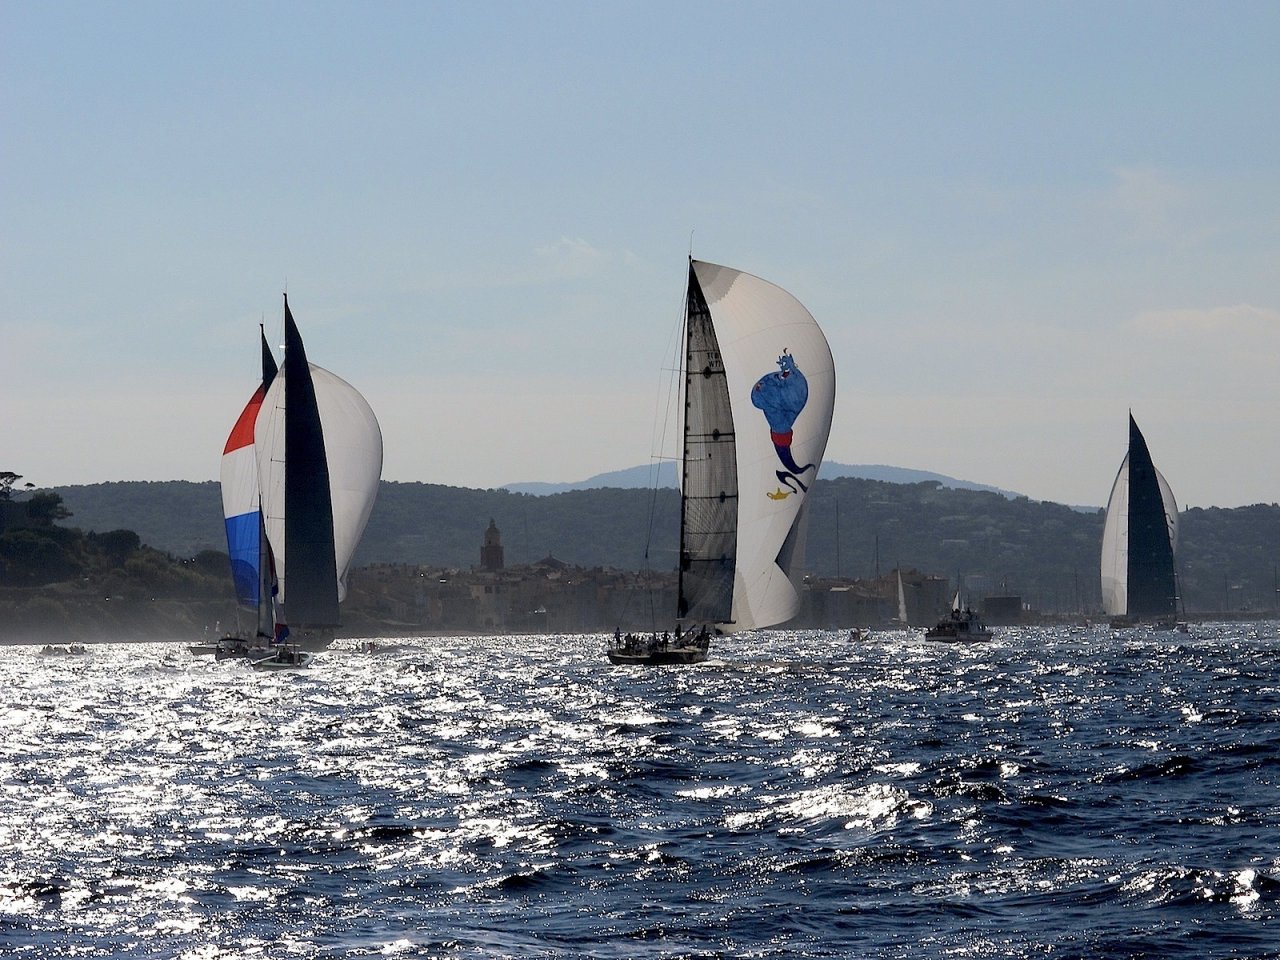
left=261, top=324, right=279, bottom=385
left=281, top=297, right=339, bottom=627
left=677, top=261, right=738, bottom=624
left=1125, top=415, right=1177, bottom=619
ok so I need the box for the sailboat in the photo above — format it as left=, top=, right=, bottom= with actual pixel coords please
left=1100, top=413, right=1179, bottom=627
left=860, top=567, right=910, bottom=639
left=197, top=327, right=279, bottom=660
left=249, top=296, right=383, bottom=668
left=608, top=259, right=836, bottom=665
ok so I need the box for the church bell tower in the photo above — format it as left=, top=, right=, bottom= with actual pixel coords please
left=480, top=518, right=504, bottom=571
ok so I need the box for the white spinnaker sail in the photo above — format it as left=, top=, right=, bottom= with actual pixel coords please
left=692, top=261, right=835, bottom=631
left=1100, top=454, right=1179, bottom=617
left=256, top=363, right=383, bottom=605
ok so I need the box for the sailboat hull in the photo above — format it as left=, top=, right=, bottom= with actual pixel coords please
left=214, top=637, right=274, bottom=660
left=925, top=605, right=993, bottom=642
left=250, top=647, right=315, bottom=671
left=924, top=626, right=993, bottom=643
left=607, top=647, right=708, bottom=666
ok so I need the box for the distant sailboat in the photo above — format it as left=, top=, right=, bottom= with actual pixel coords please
left=609, top=259, right=835, bottom=664
left=202, top=327, right=279, bottom=660
left=1100, top=414, right=1179, bottom=625
left=252, top=296, right=383, bottom=659
left=896, top=568, right=909, bottom=626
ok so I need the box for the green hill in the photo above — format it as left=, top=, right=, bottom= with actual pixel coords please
left=0, top=491, right=231, bottom=642
left=46, top=478, right=1280, bottom=616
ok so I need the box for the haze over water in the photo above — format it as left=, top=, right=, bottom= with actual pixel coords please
left=3, top=625, right=1279, bottom=958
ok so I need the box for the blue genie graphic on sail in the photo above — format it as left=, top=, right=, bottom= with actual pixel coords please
left=751, top=349, right=815, bottom=496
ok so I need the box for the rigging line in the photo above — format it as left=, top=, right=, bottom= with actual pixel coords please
left=642, top=267, right=691, bottom=563
left=646, top=277, right=688, bottom=496
left=639, top=268, right=692, bottom=632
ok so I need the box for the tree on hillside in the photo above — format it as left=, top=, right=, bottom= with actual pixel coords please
left=0, top=530, right=78, bottom=585
left=194, top=549, right=229, bottom=577
left=26, top=492, right=71, bottom=524
left=90, top=528, right=141, bottom=562
left=0, top=473, right=19, bottom=500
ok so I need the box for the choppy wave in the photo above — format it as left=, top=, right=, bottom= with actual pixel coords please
left=3, top=623, right=1280, bottom=957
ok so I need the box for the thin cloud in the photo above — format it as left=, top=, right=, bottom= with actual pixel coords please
left=532, top=236, right=607, bottom=280
left=1105, top=166, right=1214, bottom=247
left=1132, top=303, right=1280, bottom=339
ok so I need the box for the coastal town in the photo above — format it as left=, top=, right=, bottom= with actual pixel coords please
left=341, top=519, right=974, bottom=637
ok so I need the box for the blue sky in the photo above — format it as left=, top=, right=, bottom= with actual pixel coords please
left=3, top=1, right=1278, bottom=508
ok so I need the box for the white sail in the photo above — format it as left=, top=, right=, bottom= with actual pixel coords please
left=897, top=569, right=908, bottom=624
left=256, top=363, right=383, bottom=606
left=691, top=261, right=835, bottom=632
left=1100, top=452, right=1179, bottom=617
left=1100, top=454, right=1130, bottom=617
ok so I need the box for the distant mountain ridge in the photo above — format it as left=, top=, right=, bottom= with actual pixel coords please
left=502, top=462, right=1022, bottom=498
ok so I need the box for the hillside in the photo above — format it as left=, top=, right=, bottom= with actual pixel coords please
left=47, top=478, right=1280, bottom=616
left=0, top=491, right=232, bottom=642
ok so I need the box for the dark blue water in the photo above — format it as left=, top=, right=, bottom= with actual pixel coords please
left=3, top=624, right=1279, bottom=958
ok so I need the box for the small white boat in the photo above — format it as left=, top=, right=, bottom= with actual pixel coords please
left=39, top=644, right=87, bottom=656
left=250, top=645, right=314, bottom=671
left=354, top=640, right=410, bottom=654
left=214, top=635, right=274, bottom=660
left=190, top=634, right=271, bottom=658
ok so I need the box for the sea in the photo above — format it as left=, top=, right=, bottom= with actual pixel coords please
left=3, top=624, right=1279, bottom=960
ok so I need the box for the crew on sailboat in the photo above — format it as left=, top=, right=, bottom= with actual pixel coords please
left=613, top=624, right=711, bottom=657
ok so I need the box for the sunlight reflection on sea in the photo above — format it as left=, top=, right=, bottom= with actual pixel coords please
left=1, top=624, right=1278, bottom=957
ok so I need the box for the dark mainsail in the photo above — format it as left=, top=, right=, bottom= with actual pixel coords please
left=261, top=324, right=279, bottom=385
left=677, top=261, right=738, bottom=624
left=1125, top=415, right=1177, bottom=619
left=281, top=296, right=339, bottom=627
